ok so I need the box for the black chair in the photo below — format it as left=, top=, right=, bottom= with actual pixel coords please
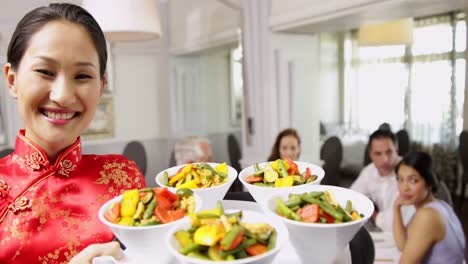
left=320, top=122, right=327, bottom=136
left=349, top=226, right=375, bottom=264
left=320, top=136, right=343, bottom=186
left=169, top=149, right=177, bottom=167
left=0, top=148, right=14, bottom=158
left=227, top=134, right=243, bottom=192
left=458, top=130, right=468, bottom=210
left=122, top=141, right=147, bottom=175
left=396, top=129, right=410, bottom=157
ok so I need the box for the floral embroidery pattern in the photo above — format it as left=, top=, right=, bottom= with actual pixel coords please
left=26, top=152, right=47, bottom=170
left=8, top=196, right=32, bottom=213
left=57, top=160, right=77, bottom=177
left=0, top=180, right=9, bottom=198
left=95, top=161, right=142, bottom=193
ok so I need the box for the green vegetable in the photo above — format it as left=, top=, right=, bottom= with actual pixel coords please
left=143, top=200, right=157, bottom=219
left=254, top=163, right=261, bottom=172
left=163, top=171, right=169, bottom=185
left=220, top=224, right=243, bottom=250
left=277, top=160, right=289, bottom=178
left=176, top=188, right=194, bottom=197
left=264, top=170, right=279, bottom=183
left=276, top=198, right=301, bottom=221
left=267, top=229, right=277, bottom=250
left=180, top=242, right=200, bottom=255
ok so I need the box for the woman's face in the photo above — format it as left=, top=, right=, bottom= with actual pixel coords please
left=279, top=135, right=300, bottom=160
left=396, top=164, right=431, bottom=207
left=4, top=20, right=104, bottom=154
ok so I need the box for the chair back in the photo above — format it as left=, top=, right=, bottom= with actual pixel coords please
left=320, top=136, right=343, bottom=186
left=459, top=131, right=468, bottom=173
left=0, top=148, right=14, bottom=159
left=435, top=179, right=454, bottom=207
left=349, top=227, right=375, bottom=264
left=396, top=129, right=410, bottom=157
left=169, top=149, right=177, bottom=167
left=227, top=133, right=243, bottom=191
left=122, top=141, right=147, bottom=175
left=227, top=134, right=242, bottom=172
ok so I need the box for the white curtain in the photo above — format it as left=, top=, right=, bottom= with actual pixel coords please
left=344, top=12, right=466, bottom=149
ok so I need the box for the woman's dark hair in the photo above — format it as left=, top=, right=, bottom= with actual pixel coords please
left=395, top=151, right=438, bottom=192
left=267, top=128, right=301, bottom=161
left=7, top=3, right=107, bottom=77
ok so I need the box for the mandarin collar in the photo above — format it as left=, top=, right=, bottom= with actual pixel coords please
left=13, top=130, right=82, bottom=177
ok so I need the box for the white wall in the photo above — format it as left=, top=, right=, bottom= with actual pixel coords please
left=319, top=33, right=341, bottom=124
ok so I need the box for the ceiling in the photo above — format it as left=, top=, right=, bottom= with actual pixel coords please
left=272, top=0, right=468, bottom=34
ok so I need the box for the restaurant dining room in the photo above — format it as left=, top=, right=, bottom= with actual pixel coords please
left=0, top=0, right=467, bottom=263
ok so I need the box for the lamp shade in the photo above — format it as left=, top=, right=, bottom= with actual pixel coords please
left=82, top=0, right=162, bottom=42
left=358, top=18, right=413, bottom=46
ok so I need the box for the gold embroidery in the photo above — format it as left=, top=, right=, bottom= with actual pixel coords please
left=8, top=196, right=32, bottom=213
left=57, top=159, right=77, bottom=177
left=26, top=152, right=46, bottom=170
left=0, top=179, right=9, bottom=198
left=96, top=161, right=142, bottom=191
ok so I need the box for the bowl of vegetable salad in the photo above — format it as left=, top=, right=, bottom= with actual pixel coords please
left=156, top=162, right=238, bottom=210
left=261, top=185, right=374, bottom=264
left=238, top=159, right=324, bottom=203
left=166, top=201, right=288, bottom=264
left=98, top=187, right=202, bottom=261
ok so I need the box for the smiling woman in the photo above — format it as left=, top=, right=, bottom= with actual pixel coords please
left=0, top=3, right=145, bottom=264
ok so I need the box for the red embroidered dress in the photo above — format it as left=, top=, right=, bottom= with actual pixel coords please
left=0, top=130, right=145, bottom=263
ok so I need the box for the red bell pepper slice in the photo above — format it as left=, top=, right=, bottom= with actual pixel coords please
left=104, top=202, right=121, bottom=223
left=320, top=210, right=335, bottom=223
left=245, top=243, right=268, bottom=256
left=156, top=187, right=179, bottom=203
left=154, top=206, right=185, bottom=224
left=305, top=167, right=311, bottom=181
left=246, top=175, right=264, bottom=183
left=285, top=158, right=299, bottom=175
left=297, top=204, right=319, bottom=223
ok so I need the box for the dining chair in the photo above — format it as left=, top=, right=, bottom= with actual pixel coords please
left=349, top=226, right=375, bottom=264
left=227, top=133, right=243, bottom=192
left=168, top=149, right=176, bottom=167
left=396, top=129, right=410, bottom=157
left=122, top=140, right=147, bottom=176
left=0, top=148, right=14, bottom=158
left=320, top=136, right=343, bottom=186
left=458, top=130, right=468, bottom=210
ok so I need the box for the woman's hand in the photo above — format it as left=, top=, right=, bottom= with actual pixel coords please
left=394, top=196, right=405, bottom=211
left=69, top=241, right=124, bottom=264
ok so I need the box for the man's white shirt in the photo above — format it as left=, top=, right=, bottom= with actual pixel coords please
left=350, top=161, right=415, bottom=232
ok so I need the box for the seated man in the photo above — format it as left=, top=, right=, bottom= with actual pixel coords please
left=350, top=129, right=414, bottom=232
left=174, top=136, right=213, bottom=165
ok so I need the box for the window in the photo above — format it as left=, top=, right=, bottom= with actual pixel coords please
left=344, top=12, right=466, bottom=147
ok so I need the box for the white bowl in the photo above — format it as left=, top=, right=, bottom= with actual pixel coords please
left=155, top=162, right=238, bottom=210
left=166, top=209, right=289, bottom=264
left=98, top=191, right=202, bottom=262
left=238, top=161, right=324, bottom=203
left=261, top=185, right=374, bottom=264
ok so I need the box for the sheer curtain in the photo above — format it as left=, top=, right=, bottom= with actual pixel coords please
left=344, top=12, right=466, bottom=149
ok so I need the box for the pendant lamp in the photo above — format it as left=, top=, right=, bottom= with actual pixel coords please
left=358, top=18, right=413, bottom=46
left=81, top=0, right=162, bottom=42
